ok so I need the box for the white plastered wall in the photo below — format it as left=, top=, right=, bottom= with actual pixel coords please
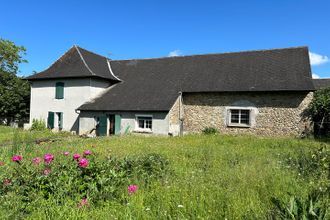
left=29, top=78, right=110, bottom=133
left=79, top=111, right=170, bottom=135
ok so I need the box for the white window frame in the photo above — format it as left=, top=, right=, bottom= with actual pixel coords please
left=135, top=114, right=153, bottom=133
left=226, top=107, right=252, bottom=128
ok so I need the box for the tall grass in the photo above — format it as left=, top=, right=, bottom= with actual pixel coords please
left=0, top=126, right=329, bottom=219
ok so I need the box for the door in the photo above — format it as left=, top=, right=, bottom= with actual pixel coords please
left=109, top=115, right=115, bottom=135
left=96, top=115, right=107, bottom=136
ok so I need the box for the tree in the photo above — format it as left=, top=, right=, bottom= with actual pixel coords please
left=0, top=38, right=30, bottom=125
left=308, top=87, right=330, bottom=136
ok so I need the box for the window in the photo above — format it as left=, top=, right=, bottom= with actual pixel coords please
left=136, top=116, right=152, bottom=131
left=229, top=109, right=250, bottom=126
left=55, top=82, right=64, bottom=99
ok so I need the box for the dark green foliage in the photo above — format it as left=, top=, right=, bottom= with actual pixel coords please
left=202, top=127, right=218, bottom=135
left=0, top=38, right=29, bottom=124
left=308, top=88, right=330, bottom=136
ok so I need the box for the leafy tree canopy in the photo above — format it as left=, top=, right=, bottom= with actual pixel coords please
left=0, top=38, right=29, bottom=123
left=308, top=87, right=330, bottom=136
left=0, top=38, right=26, bottom=74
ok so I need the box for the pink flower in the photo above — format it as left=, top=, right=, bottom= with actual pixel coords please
left=78, top=158, right=89, bottom=168
left=44, top=154, right=54, bottom=164
left=3, top=178, right=11, bottom=186
left=12, top=155, right=23, bottom=163
left=78, top=198, right=89, bottom=208
left=32, top=157, right=42, bottom=165
left=63, top=152, right=70, bottom=156
left=83, top=150, right=92, bottom=156
left=73, top=154, right=80, bottom=161
left=43, top=168, right=51, bottom=176
left=128, top=184, right=138, bottom=195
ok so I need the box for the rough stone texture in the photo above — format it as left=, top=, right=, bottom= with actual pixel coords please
left=182, top=92, right=313, bottom=136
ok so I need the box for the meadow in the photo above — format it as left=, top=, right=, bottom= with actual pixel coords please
left=0, top=126, right=329, bottom=219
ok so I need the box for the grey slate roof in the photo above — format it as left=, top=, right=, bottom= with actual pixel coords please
left=78, top=46, right=315, bottom=111
left=313, top=78, right=330, bottom=89
left=26, top=46, right=120, bottom=81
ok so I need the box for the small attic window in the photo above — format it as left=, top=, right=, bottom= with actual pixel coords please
left=55, top=82, right=64, bottom=99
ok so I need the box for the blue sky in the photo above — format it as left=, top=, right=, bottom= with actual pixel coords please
left=1, top=0, right=330, bottom=78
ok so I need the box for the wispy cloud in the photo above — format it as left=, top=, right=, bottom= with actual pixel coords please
left=312, top=73, right=320, bottom=79
left=168, top=50, right=183, bottom=57
left=309, top=52, right=329, bottom=66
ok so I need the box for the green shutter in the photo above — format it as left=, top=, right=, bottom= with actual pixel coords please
left=47, top=112, right=54, bottom=129
left=115, top=115, right=121, bottom=135
left=55, top=82, right=64, bottom=99
left=97, top=116, right=108, bottom=136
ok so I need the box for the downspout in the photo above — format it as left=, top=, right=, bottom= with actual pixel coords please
left=178, top=91, right=184, bottom=136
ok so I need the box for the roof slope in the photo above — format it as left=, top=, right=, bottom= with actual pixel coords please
left=313, top=78, right=330, bottom=89
left=26, top=46, right=120, bottom=81
left=78, top=46, right=315, bottom=111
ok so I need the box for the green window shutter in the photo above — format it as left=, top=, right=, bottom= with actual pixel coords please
left=97, top=116, right=108, bottom=136
left=55, top=82, right=64, bottom=99
left=47, top=112, right=54, bottom=129
left=115, top=115, right=121, bottom=135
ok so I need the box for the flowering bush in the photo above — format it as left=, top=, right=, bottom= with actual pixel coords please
left=78, top=158, right=89, bottom=168
left=32, top=157, right=42, bottom=165
left=11, top=155, right=22, bottom=162
left=44, top=154, right=54, bottom=164
left=73, top=153, right=80, bottom=161
left=0, top=151, right=170, bottom=209
left=128, top=184, right=138, bottom=195
left=83, top=150, right=92, bottom=156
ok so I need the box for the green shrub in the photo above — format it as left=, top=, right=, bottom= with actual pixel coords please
left=0, top=151, right=171, bottom=213
left=30, top=119, right=46, bottom=131
left=202, top=127, right=218, bottom=135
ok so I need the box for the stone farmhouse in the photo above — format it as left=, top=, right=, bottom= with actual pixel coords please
left=26, top=46, right=329, bottom=136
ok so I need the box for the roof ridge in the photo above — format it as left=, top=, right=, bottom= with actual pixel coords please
left=111, top=46, right=309, bottom=62
left=75, top=45, right=96, bottom=76
left=76, top=46, right=111, bottom=60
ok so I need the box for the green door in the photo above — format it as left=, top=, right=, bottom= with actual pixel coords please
left=47, top=112, right=54, bottom=129
left=115, top=114, right=121, bottom=135
left=97, top=116, right=107, bottom=136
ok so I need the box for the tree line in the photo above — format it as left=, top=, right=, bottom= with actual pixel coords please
left=0, top=38, right=30, bottom=125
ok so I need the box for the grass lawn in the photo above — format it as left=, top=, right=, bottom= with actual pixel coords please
left=0, top=126, right=329, bottom=219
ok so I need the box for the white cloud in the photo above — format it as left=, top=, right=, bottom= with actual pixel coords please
left=309, top=52, right=329, bottom=66
left=312, top=73, right=320, bottom=79
left=168, top=50, right=183, bottom=57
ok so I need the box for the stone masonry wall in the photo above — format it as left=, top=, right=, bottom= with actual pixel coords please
left=182, top=92, right=313, bottom=136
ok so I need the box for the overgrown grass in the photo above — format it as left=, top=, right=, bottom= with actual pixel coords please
left=0, top=126, right=329, bottom=219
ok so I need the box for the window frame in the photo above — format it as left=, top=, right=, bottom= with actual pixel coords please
left=55, top=82, right=64, bottom=99
left=135, top=115, right=153, bottom=133
left=227, top=107, right=252, bottom=128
